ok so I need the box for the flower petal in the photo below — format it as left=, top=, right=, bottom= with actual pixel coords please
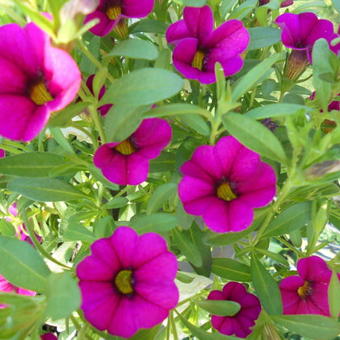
left=122, top=0, right=154, bottom=18
left=297, top=256, right=331, bottom=282
left=126, top=154, right=149, bottom=185
left=0, top=57, right=27, bottom=94
left=85, top=11, right=117, bottom=37
left=76, top=255, right=114, bottom=281
left=227, top=199, right=254, bottom=232
left=90, top=237, right=121, bottom=271
left=166, top=20, right=190, bottom=44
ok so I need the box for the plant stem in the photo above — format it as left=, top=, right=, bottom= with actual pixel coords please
left=89, top=105, right=107, bottom=145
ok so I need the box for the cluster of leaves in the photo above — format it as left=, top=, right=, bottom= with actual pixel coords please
left=0, top=0, right=339, bottom=339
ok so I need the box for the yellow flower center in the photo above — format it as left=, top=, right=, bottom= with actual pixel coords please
left=29, top=81, right=53, bottom=106
left=216, top=182, right=237, bottom=201
left=114, top=269, right=134, bottom=295
left=297, top=281, right=312, bottom=299
left=114, top=139, right=136, bottom=155
left=192, top=50, right=205, bottom=70
left=106, top=6, right=121, bottom=20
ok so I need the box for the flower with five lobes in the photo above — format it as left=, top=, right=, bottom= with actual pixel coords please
left=178, top=136, right=277, bottom=233
left=94, top=118, right=172, bottom=185
left=208, top=282, right=261, bottom=338
left=76, top=226, right=179, bottom=338
left=279, top=256, right=340, bottom=316
left=0, top=23, right=81, bottom=142
left=85, top=0, right=155, bottom=36
left=166, top=5, right=250, bottom=84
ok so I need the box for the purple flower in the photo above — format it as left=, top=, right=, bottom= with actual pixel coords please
left=85, top=0, right=155, bottom=36
left=41, top=334, right=58, bottom=340
left=178, top=136, right=276, bottom=233
left=208, top=282, right=261, bottom=338
left=0, top=275, right=36, bottom=300
left=77, top=226, right=179, bottom=338
left=275, top=12, right=339, bottom=62
left=0, top=23, right=81, bottom=142
left=86, top=75, right=112, bottom=116
left=0, top=149, right=5, bottom=158
left=279, top=256, right=340, bottom=315
left=166, top=6, right=249, bottom=84
left=94, top=118, right=172, bottom=185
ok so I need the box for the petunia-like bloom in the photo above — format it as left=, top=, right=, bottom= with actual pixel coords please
left=178, top=136, right=276, bottom=233
left=279, top=256, right=340, bottom=315
left=208, top=282, right=261, bottom=338
left=166, top=6, right=249, bottom=84
left=85, top=0, right=155, bottom=37
left=94, top=118, right=172, bottom=185
left=0, top=275, right=36, bottom=303
left=275, top=12, right=340, bottom=62
left=0, top=23, right=81, bottom=142
left=77, top=226, right=179, bottom=338
left=0, top=149, right=4, bottom=158
left=86, top=75, right=112, bottom=116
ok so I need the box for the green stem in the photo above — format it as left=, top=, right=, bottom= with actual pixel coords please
left=89, top=105, right=107, bottom=145
left=170, top=311, right=179, bottom=340
left=209, top=115, right=221, bottom=145
left=25, top=215, right=71, bottom=270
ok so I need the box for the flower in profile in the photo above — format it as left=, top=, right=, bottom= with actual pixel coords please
left=208, top=282, right=261, bottom=338
left=85, top=0, right=155, bottom=37
left=86, top=75, right=112, bottom=116
left=279, top=256, right=339, bottom=315
left=178, top=136, right=276, bottom=233
left=166, top=6, right=249, bottom=84
left=0, top=23, right=81, bottom=142
left=0, top=149, right=5, bottom=158
left=77, top=226, right=179, bottom=338
left=94, top=118, right=172, bottom=185
left=275, top=12, right=339, bottom=63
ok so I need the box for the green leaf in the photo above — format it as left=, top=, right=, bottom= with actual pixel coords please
left=178, top=114, right=210, bottom=136
left=333, top=0, right=340, bottom=13
left=223, top=113, right=287, bottom=163
left=246, top=104, right=312, bottom=120
left=0, top=236, right=51, bottom=293
left=197, top=300, right=241, bottom=316
left=0, top=152, right=73, bottom=177
left=172, top=228, right=203, bottom=267
left=46, top=272, right=81, bottom=320
left=248, top=27, right=281, bottom=50
left=143, top=103, right=210, bottom=119
left=49, top=102, right=89, bottom=127
left=63, top=223, right=96, bottom=243
left=232, top=53, right=284, bottom=101
left=228, top=0, right=257, bottom=19
left=328, top=270, right=340, bottom=318
left=8, top=178, right=87, bottom=202
left=251, top=255, right=282, bottom=315
left=93, top=216, right=115, bottom=238
left=102, top=197, right=129, bottom=209
left=130, top=19, right=168, bottom=34
left=176, top=312, right=243, bottom=340
left=211, top=258, right=251, bottom=282
left=263, top=202, right=310, bottom=237
left=101, top=68, right=183, bottom=107
left=272, top=314, right=340, bottom=340
left=108, top=38, right=159, bottom=60
left=0, top=219, right=16, bottom=236
left=182, top=0, right=207, bottom=6
left=129, top=213, right=177, bottom=234
left=147, top=183, right=177, bottom=214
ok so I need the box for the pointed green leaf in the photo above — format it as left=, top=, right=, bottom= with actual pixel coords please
left=197, top=300, right=241, bottom=316
left=211, top=258, right=251, bottom=282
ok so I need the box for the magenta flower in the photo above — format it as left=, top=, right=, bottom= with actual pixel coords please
left=85, top=0, right=155, bottom=36
left=0, top=149, right=5, bottom=158
left=41, top=334, right=58, bottom=340
left=0, top=275, right=36, bottom=299
left=86, top=75, right=112, bottom=116
left=275, top=12, right=339, bottom=62
left=208, top=282, right=261, bottom=338
left=77, top=226, right=179, bottom=338
left=178, top=136, right=276, bottom=233
left=0, top=23, right=81, bottom=142
left=166, top=6, right=249, bottom=84
left=94, top=118, right=172, bottom=185
left=279, top=256, right=340, bottom=315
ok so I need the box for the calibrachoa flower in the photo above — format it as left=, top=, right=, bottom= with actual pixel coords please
left=41, top=334, right=58, bottom=340
left=77, top=226, right=179, bottom=338
left=0, top=275, right=36, bottom=299
left=178, top=136, right=276, bottom=233
left=166, top=6, right=249, bottom=84
left=279, top=256, right=340, bottom=315
left=0, top=23, right=81, bottom=142
left=85, top=0, right=155, bottom=37
left=86, top=75, right=112, bottom=116
left=208, top=282, right=261, bottom=338
left=0, top=149, right=4, bottom=158
left=94, top=118, right=172, bottom=185
left=275, top=12, right=340, bottom=62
